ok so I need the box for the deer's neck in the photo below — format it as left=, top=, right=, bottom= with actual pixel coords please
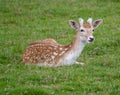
left=60, top=32, right=86, bottom=65
left=69, top=32, right=86, bottom=55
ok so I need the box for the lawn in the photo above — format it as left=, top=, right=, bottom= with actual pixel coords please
left=0, top=0, right=120, bottom=95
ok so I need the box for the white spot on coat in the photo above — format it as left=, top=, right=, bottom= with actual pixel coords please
left=59, top=51, right=65, bottom=56
left=51, top=56, right=55, bottom=60
left=59, top=48, right=63, bottom=50
left=53, top=52, right=58, bottom=56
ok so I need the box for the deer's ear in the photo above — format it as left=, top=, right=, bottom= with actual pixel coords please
left=93, top=19, right=103, bottom=28
left=69, top=20, right=79, bottom=30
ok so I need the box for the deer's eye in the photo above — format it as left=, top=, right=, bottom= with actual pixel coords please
left=80, top=29, right=85, bottom=32
left=92, top=29, right=94, bottom=32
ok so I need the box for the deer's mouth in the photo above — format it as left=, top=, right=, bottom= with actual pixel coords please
left=88, top=39, right=94, bottom=43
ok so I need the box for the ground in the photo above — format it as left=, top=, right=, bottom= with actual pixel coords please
left=0, top=0, right=120, bottom=95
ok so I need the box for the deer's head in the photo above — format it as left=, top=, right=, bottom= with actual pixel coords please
left=69, top=18, right=102, bottom=43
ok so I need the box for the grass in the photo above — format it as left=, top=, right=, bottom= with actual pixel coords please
left=0, top=0, right=120, bottom=95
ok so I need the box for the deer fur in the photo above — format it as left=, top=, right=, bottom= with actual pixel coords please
left=22, top=18, right=102, bottom=67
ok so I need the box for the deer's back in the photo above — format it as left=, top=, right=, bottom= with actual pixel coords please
left=22, top=38, right=69, bottom=65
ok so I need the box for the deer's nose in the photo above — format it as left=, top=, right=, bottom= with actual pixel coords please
left=90, top=37, right=94, bottom=41
left=88, top=36, right=94, bottom=43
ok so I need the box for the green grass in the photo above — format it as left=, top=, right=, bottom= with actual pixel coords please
left=0, top=0, right=120, bottom=95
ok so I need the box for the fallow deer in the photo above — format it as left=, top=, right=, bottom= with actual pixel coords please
left=22, top=18, right=102, bottom=66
